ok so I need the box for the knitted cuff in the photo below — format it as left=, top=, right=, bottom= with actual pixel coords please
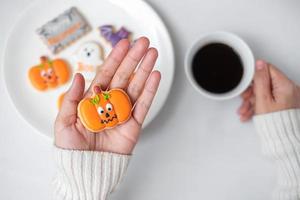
left=254, top=109, right=300, bottom=200
left=253, top=109, right=300, bottom=157
left=52, top=147, right=131, bottom=200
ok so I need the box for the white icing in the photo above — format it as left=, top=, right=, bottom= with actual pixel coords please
left=73, top=42, right=104, bottom=83
left=106, top=103, right=113, bottom=111
left=40, top=70, right=47, bottom=77
left=47, top=68, right=53, bottom=74
left=97, top=106, right=104, bottom=115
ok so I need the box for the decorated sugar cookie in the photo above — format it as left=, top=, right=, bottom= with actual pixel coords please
left=99, top=25, right=131, bottom=47
left=78, top=88, right=132, bottom=132
left=36, top=7, right=91, bottom=54
left=57, top=92, right=66, bottom=109
left=73, top=42, right=104, bottom=83
left=28, top=56, right=70, bottom=91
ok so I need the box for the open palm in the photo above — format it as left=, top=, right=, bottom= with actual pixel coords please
left=55, top=37, right=161, bottom=154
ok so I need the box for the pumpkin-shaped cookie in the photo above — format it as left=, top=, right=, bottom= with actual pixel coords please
left=78, top=88, right=132, bottom=132
left=28, top=56, right=70, bottom=91
left=57, top=92, right=66, bottom=109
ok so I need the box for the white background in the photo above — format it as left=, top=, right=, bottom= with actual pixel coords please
left=1, top=0, right=300, bottom=199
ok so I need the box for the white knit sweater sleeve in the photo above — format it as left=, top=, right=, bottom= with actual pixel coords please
left=254, top=109, right=300, bottom=200
left=52, top=147, right=131, bottom=200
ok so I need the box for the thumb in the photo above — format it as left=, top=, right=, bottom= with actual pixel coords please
left=58, top=73, right=85, bottom=121
left=268, top=63, right=294, bottom=99
left=253, top=60, right=273, bottom=107
left=268, top=63, right=290, bottom=83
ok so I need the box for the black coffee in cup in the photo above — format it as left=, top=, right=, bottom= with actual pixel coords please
left=191, top=43, right=244, bottom=94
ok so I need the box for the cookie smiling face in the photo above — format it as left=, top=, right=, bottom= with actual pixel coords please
left=96, top=102, right=118, bottom=127
left=40, top=65, right=57, bottom=85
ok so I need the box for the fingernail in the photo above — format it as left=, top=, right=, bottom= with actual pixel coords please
left=256, top=60, right=265, bottom=70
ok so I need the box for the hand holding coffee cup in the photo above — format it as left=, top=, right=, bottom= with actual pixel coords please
left=185, top=31, right=254, bottom=100
left=238, top=60, right=300, bottom=121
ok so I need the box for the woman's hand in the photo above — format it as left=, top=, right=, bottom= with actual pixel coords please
left=238, top=60, right=300, bottom=121
left=55, top=37, right=161, bottom=154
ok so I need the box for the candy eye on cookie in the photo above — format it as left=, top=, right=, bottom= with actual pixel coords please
left=106, top=103, right=113, bottom=112
left=47, top=68, right=54, bottom=75
left=97, top=106, right=104, bottom=115
left=40, top=70, right=47, bottom=78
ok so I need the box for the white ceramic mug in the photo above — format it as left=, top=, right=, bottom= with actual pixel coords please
left=185, top=31, right=255, bottom=100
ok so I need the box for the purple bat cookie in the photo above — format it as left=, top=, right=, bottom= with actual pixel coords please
left=99, top=25, right=131, bottom=47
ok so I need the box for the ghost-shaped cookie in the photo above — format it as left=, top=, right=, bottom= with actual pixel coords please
left=73, top=42, right=104, bottom=84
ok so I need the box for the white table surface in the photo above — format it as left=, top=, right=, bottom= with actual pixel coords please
left=1, top=0, right=300, bottom=199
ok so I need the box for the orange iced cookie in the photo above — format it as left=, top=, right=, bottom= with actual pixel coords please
left=78, top=88, right=132, bottom=133
left=28, top=56, right=70, bottom=91
left=57, top=92, right=66, bottom=109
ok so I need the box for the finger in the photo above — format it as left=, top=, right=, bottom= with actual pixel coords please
left=127, top=48, right=158, bottom=103
left=268, top=63, right=295, bottom=101
left=84, top=39, right=130, bottom=97
left=241, top=86, right=253, bottom=100
left=268, top=62, right=289, bottom=82
left=240, top=108, right=254, bottom=122
left=110, top=37, right=150, bottom=89
left=58, top=73, right=85, bottom=123
left=254, top=60, right=273, bottom=103
left=93, top=85, right=101, bottom=94
left=237, top=100, right=252, bottom=115
left=132, top=71, right=161, bottom=125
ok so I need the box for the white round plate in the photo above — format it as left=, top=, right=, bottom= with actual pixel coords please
left=3, top=0, right=174, bottom=138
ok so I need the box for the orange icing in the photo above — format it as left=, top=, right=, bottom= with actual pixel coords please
left=47, top=23, right=81, bottom=45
